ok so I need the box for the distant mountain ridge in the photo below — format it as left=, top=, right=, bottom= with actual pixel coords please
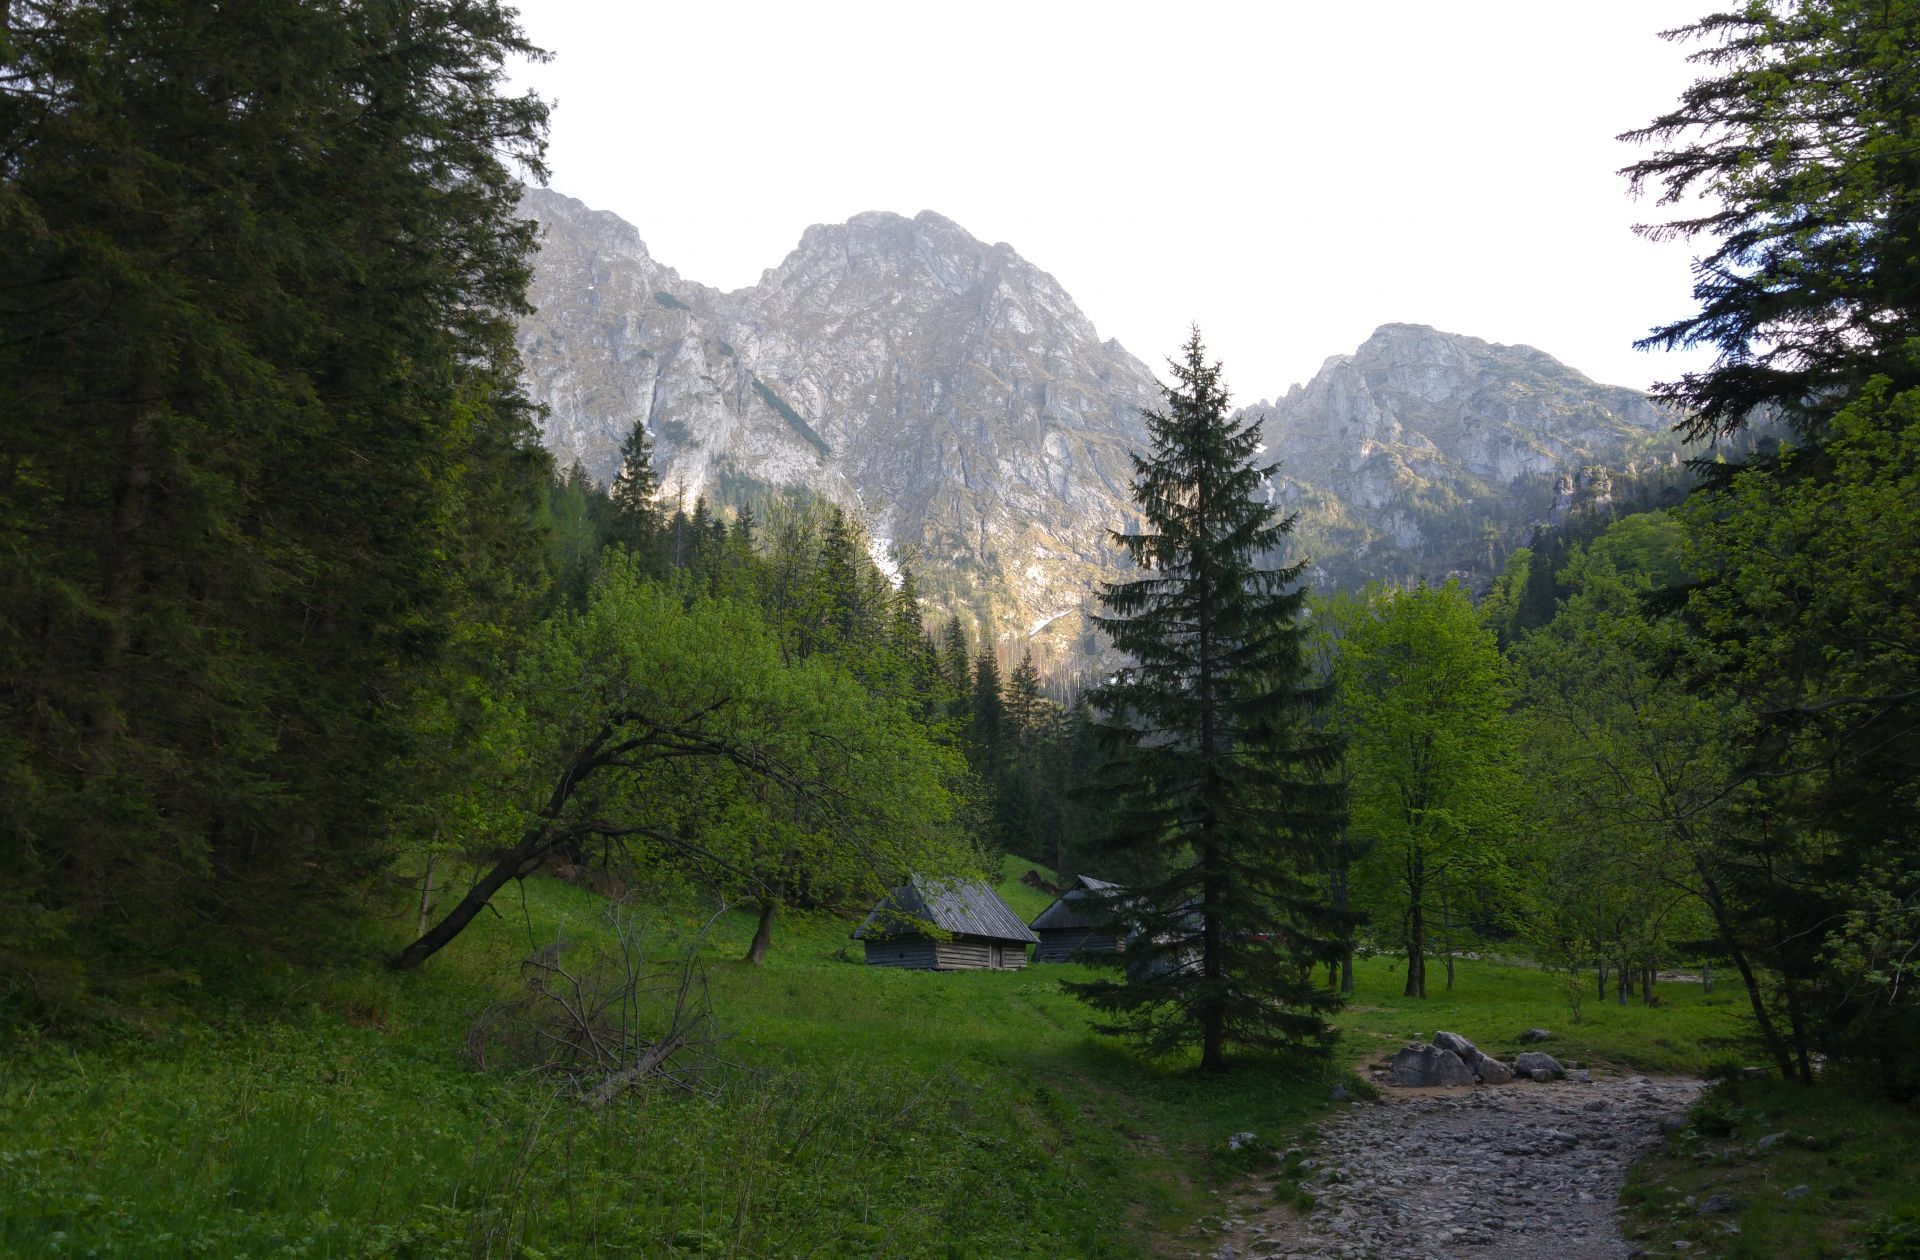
left=516, top=188, right=1685, bottom=659
left=1247, top=322, right=1685, bottom=590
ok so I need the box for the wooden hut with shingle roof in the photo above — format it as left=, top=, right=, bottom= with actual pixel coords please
left=853, top=875, right=1038, bottom=970
left=1029, top=875, right=1126, bottom=963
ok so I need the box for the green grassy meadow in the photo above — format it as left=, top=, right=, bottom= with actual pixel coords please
left=1621, top=1075, right=1920, bottom=1259
left=0, top=857, right=1755, bottom=1259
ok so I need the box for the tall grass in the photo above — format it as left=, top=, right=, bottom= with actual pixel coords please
left=0, top=858, right=1753, bottom=1258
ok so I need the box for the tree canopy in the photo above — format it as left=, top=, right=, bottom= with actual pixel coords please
left=1621, top=0, right=1920, bottom=441
left=0, top=0, right=551, bottom=985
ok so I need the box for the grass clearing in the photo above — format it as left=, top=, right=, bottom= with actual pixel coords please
left=0, top=856, right=1758, bottom=1258
left=1622, top=1075, right=1920, bottom=1258
left=1333, top=952, right=1753, bottom=1077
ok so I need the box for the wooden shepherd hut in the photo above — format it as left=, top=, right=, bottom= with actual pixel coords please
left=1029, top=875, right=1126, bottom=963
left=853, top=875, right=1038, bottom=970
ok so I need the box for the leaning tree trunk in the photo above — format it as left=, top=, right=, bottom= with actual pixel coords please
left=1694, top=858, right=1797, bottom=1080
left=1441, top=882, right=1456, bottom=992
left=416, top=855, right=437, bottom=938
left=744, top=899, right=778, bottom=965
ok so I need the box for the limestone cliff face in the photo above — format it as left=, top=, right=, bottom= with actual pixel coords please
left=518, top=189, right=1685, bottom=657
left=518, top=187, right=1156, bottom=656
left=1248, top=324, right=1685, bottom=588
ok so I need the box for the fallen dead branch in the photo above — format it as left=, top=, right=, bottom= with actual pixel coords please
left=468, top=898, right=726, bottom=1104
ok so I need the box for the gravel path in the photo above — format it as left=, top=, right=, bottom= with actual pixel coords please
left=1201, top=1074, right=1701, bottom=1260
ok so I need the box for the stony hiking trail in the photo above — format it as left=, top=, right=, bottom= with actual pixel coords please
left=1195, top=1072, right=1702, bottom=1260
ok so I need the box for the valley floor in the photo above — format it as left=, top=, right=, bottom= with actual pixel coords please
left=1, top=860, right=1756, bottom=1259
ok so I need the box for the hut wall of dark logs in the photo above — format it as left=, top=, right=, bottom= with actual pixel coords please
left=862, top=939, right=940, bottom=969
left=1033, top=928, right=1121, bottom=964
left=862, top=935, right=1030, bottom=971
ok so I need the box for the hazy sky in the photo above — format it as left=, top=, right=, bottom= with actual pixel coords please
left=505, top=0, right=1721, bottom=398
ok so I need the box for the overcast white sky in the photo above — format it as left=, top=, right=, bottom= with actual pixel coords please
left=505, top=0, right=1720, bottom=398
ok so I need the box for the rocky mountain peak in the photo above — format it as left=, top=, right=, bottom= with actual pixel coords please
left=1250, top=324, right=1685, bottom=589
left=517, top=188, right=1695, bottom=663
left=517, top=187, right=1159, bottom=660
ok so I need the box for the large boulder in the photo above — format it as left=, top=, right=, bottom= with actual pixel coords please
left=1433, top=1029, right=1515, bottom=1083
left=1473, top=1055, right=1516, bottom=1085
left=1514, top=1051, right=1565, bottom=1079
left=1388, top=1042, right=1476, bottom=1087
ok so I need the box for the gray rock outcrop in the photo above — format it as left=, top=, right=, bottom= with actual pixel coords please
left=1389, top=1043, right=1477, bottom=1087
left=1475, top=1056, right=1516, bottom=1085
left=1242, top=323, right=1684, bottom=592
left=1430, top=1029, right=1516, bottom=1084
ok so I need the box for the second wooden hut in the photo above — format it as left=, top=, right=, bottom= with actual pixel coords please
left=1029, top=875, right=1125, bottom=963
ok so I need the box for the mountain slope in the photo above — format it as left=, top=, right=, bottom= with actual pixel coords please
left=519, top=187, right=1156, bottom=655
left=517, top=189, right=1688, bottom=656
left=1250, top=322, right=1686, bottom=588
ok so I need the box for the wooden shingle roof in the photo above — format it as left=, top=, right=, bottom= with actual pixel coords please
left=1029, top=875, right=1124, bottom=932
left=853, top=875, right=1040, bottom=944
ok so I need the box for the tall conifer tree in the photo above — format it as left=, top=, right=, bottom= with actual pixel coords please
left=608, top=418, right=660, bottom=558
left=0, top=0, right=551, bottom=967
left=1076, top=329, right=1348, bottom=1070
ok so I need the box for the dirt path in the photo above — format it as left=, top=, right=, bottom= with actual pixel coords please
left=1196, top=1074, right=1701, bottom=1260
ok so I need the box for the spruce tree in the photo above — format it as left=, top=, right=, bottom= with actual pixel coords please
left=941, top=616, right=973, bottom=721
left=1075, top=329, right=1348, bottom=1070
left=608, top=418, right=660, bottom=557
left=0, top=0, right=551, bottom=970
left=1001, top=650, right=1049, bottom=856
left=970, top=643, right=1006, bottom=781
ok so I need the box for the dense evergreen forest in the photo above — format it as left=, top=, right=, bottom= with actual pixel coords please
left=3, top=0, right=1919, bottom=1254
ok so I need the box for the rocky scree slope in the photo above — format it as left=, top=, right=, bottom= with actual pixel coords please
left=517, top=188, right=1685, bottom=655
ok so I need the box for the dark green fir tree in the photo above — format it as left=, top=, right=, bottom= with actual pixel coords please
left=1075, top=329, right=1349, bottom=1071
left=608, top=418, right=661, bottom=559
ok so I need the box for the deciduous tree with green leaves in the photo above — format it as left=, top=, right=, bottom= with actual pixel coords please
left=1340, top=582, right=1515, bottom=998
left=390, top=557, right=972, bottom=971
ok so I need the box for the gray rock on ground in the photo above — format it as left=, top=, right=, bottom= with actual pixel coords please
left=1521, top=1027, right=1553, bottom=1042
left=1515, top=1051, right=1566, bottom=1079
left=1475, top=1055, right=1517, bottom=1085
left=1432, top=1029, right=1519, bottom=1085
left=1389, top=1042, right=1477, bottom=1087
